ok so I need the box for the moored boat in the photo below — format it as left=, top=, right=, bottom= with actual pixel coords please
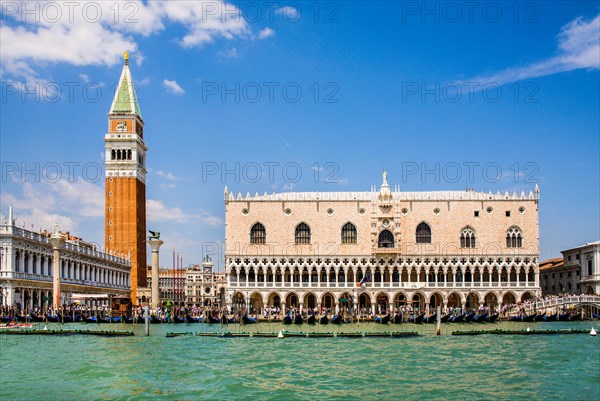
left=464, top=312, right=476, bottom=323
left=393, top=313, right=403, bottom=324
left=473, top=313, right=488, bottom=323
left=242, top=315, right=257, bottom=324
left=331, top=315, right=343, bottom=324
left=409, top=313, right=425, bottom=324
left=307, top=315, right=316, bottom=324
left=173, top=316, right=187, bottom=324
left=543, top=313, right=558, bottom=321
left=294, top=315, right=304, bottom=324
left=423, top=314, right=437, bottom=324
left=207, top=315, right=221, bottom=324
left=487, top=313, right=500, bottom=322
left=440, top=314, right=451, bottom=323
left=187, top=316, right=203, bottom=323
left=282, top=315, right=293, bottom=325
left=319, top=315, right=329, bottom=325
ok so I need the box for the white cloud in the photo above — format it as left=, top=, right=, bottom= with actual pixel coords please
left=0, top=179, right=104, bottom=233
left=258, top=27, right=275, bottom=39
left=217, top=47, right=239, bottom=59
left=162, top=79, right=185, bottom=95
left=147, top=199, right=223, bottom=227
left=155, top=170, right=180, bottom=181
left=275, top=6, right=299, bottom=20
left=78, top=73, right=91, bottom=83
left=1, top=1, right=251, bottom=84
left=464, top=14, right=599, bottom=86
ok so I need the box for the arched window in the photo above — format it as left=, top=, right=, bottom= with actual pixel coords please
left=506, top=226, right=522, bottom=248
left=341, top=222, right=357, bottom=244
left=111, top=149, right=116, bottom=160
left=416, top=223, right=432, bottom=243
left=378, top=230, right=394, bottom=248
left=295, top=223, right=311, bottom=244
left=250, top=223, right=266, bottom=244
left=127, top=149, right=132, bottom=160
left=460, top=227, right=476, bottom=248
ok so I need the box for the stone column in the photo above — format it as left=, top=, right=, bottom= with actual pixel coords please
left=147, top=238, right=164, bottom=310
left=49, top=226, right=65, bottom=310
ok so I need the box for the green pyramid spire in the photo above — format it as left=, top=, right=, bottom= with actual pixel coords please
left=109, top=52, right=142, bottom=118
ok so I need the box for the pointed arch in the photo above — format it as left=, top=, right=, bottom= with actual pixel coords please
left=506, top=226, right=523, bottom=248
left=250, top=222, right=266, bottom=244
left=378, top=230, right=394, bottom=248
left=295, top=222, right=311, bottom=244
left=341, top=222, right=357, bottom=244
left=460, top=226, right=476, bottom=248
left=416, top=222, right=432, bottom=243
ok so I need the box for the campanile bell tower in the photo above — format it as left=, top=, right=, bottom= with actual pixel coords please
left=105, top=52, right=147, bottom=303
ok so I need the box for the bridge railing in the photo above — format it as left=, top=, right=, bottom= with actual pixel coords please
left=522, top=295, right=600, bottom=312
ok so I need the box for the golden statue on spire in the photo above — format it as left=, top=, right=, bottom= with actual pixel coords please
left=124, top=51, right=129, bottom=64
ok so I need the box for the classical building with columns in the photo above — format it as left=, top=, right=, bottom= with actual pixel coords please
left=224, top=172, right=540, bottom=314
left=0, top=206, right=131, bottom=311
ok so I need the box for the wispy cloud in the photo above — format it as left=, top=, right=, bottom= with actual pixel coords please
left=1, top=1, right=252, bottom=85
left=162, top=79, right=185, bottom=95
left=275, top=6, right=299, bottom=20
left=463, top=14, right=599, bottom=86
left=258, top=27, right=275, bottom=39
left=217, top=47, right=239, bottom=60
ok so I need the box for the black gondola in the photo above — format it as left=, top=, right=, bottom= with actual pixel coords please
left=31, top=315, right=46, bottom=322
left=543, top=313, right=558, bottom=321
left=243, top=315, right=257, bottom=324
left=393, top=313, right=403, bottom=324
left=307, top=315, right=316, bottom=324
left=569, top=313, right=582, bottom=321
left=282, top=315, right=293, bottom=324
left=331, top=315, right=343, bottom=324
left=173, top=316, right=187, bottom=323
left=409, top=313, right=425, bottom=324
left=448, top=314, right=465, bottom=323
left=187, top=316, right=202, bottom=323
left=534, top=313, right=546, bottom=322
left=319, top=315, right=329, bottom=325
left=62, top=314, right=82, bottom=323
left=207, top=314, right=221, bottom=324
left=294, top=315, right=304, bottom=324
left=123, top=316, right=134, bottom=324
left=558, top=313, right=571, bottom=321
left=487, top=313, right=500, bottom=322
left=440, top=314, right=451, bottom=323
left=46, top=315, right=61, bottom=323
left=472, top=313, right=488, bottom=323
left=375, top=314, right=390, bottom=324
left=464, top=312, right=476, bottom=323
left=423, top=314, right=437, bottom=324
left=85, top=316, right=98, bottom=323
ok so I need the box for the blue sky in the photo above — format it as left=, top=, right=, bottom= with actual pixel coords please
left=1, top=1, right=599, bottom=269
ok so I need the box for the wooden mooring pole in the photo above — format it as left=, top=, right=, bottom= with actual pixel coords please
left=436, top=306, right=441, bottom=336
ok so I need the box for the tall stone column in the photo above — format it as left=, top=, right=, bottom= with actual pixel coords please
left=147, top=238, right=164, bottom=310
left=49, top=226, right=65, bottom=310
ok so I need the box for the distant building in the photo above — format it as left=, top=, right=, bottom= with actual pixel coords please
left=184, top=256, right=227, bottom=307
left=225, top=171, right=541, bottom=313
left=539, top=241, right=600, bottom=295
left=0, top=206, right=131, bottom=310
left=144, top=267, right=185, bottom=306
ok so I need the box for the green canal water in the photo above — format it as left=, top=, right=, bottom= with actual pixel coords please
left=1, top=321, right=599, bottom=400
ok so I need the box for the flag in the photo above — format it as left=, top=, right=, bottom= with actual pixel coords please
left=357, top=273, right=371, bottom=287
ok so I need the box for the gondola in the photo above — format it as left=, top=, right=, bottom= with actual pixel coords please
left=558, top=313, right=571, bottom=321
left=534, top=313, right=546, bottom=322
left=0, top=316, right=12, bottom=323
left=448, top=314, right=465, bottom=323
left=123, top=316, right=135, bottom=324
left=487, top=313, right=500, bottom=322
left=98, top=316, right=112, bottom=324
left=543, top=313, right=558, bottom=321
left=111, top=316, right=122, bottom=323
left=294, top=315, right=304, bottom=324
left=85, top=316, right=98, bottom=323
left=136, top=316, right=146, bottom=324
left=375, top=314, right=390, bottom=324
left=440, top=314, right=451, bottom=323
left=187, top=316, right=203, bottom=323
left=227, top=316, right=239, bottom=324
left=509, top=313, right=536, bottom=322
left=46, top=314, right=61, bottom=323
left=319, top=315, right=329, bottom=325
left=16, top=315, right=31, bottom=322
left=173, top=315, right=187, bottom=323
left=593, top=313, right=600, bottom=320
left=62, top=314, right=82, bottom=323
left=393, top=313, right=403, bottom=324
left=30, top=315, right=46, bottom=322
left=473, top=313, right=488, bottom=323
left=282, top=315, right=293, bottom=325
left=150, top=315, right=168, bottom=324
left=331, top=315, right=343, bottom=324
left=409, top=313, right=425, bottom=324
left=242, top=315, right=257, bottom=324
left=423, top=314, right=437, bottom=324
left=307, top=315, right=316, bottom=324
left=569, top=313, right=582, bottom=321
left=464, top=312, right=476, bottom=323
left=207, top=314, right=221, bottom=324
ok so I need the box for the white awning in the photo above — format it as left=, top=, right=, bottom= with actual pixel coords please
left=70, top=293, right=110, bottom=300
